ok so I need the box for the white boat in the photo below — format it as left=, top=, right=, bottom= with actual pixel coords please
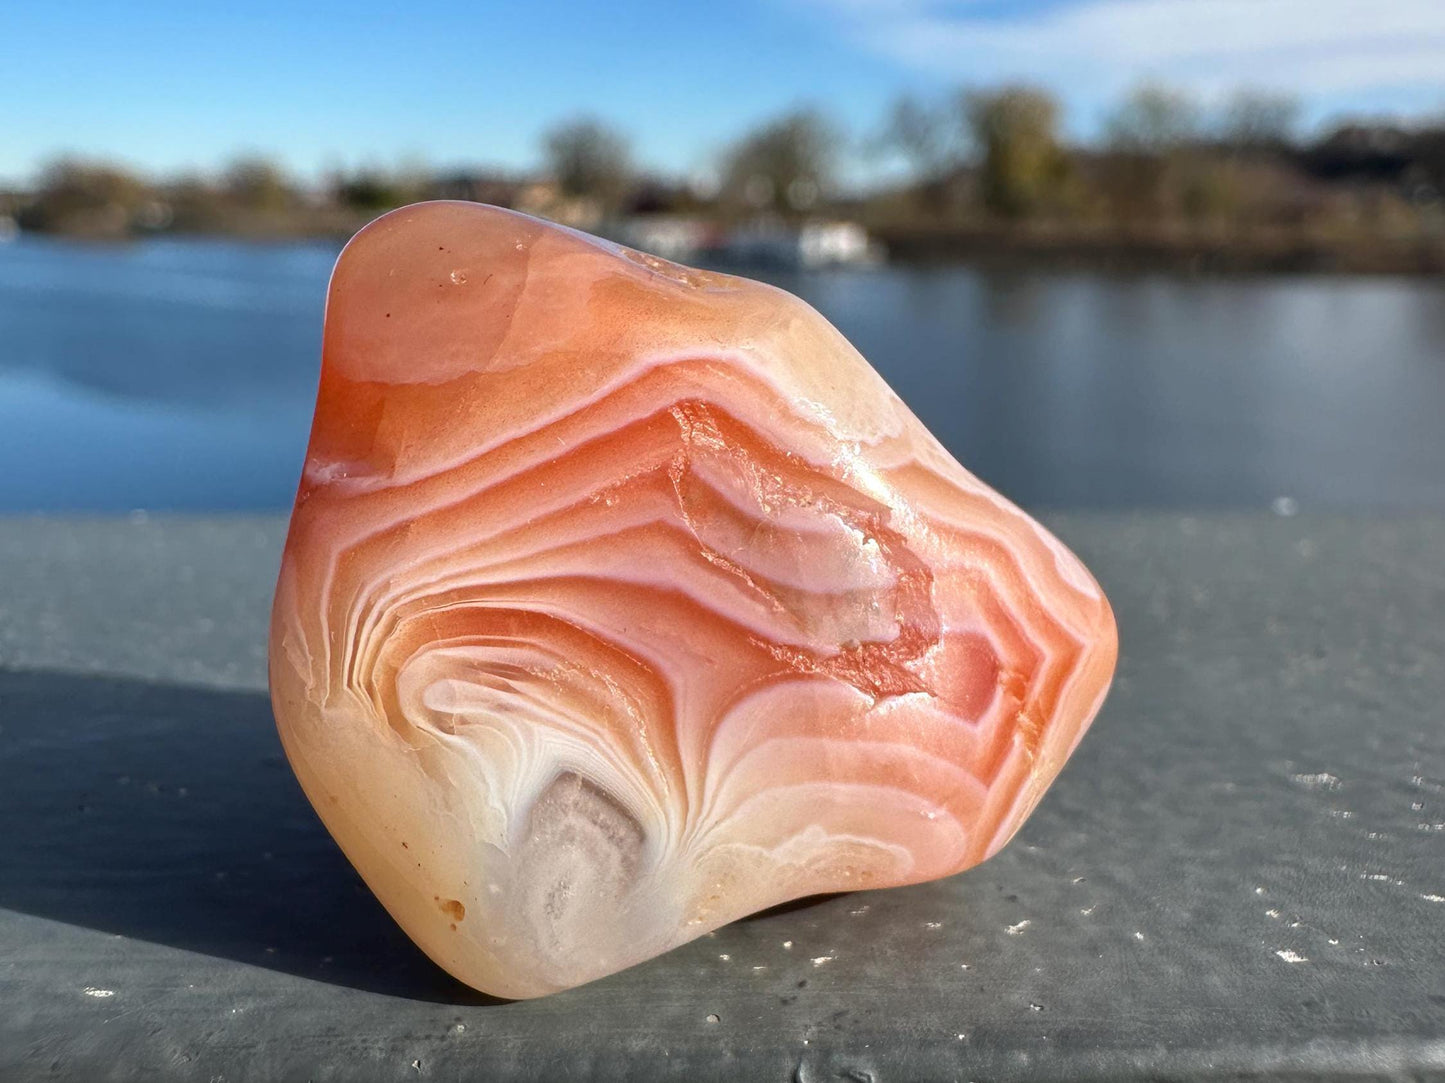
left=709, top=219, right=881, bottom=269
left=615, top=216, right=711, bottom=263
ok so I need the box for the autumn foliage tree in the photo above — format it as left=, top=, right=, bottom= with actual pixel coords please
left=962, top=86, right=1070, bottom=218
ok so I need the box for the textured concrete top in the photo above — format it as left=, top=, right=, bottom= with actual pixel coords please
left=1, top=513, right=1442, bottom=1081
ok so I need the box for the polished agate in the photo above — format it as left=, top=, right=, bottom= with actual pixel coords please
left=269, top=201, right=1117, bottom=999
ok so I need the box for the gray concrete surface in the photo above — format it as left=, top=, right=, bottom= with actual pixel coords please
left=0, top=513, right=1442, bottom=1081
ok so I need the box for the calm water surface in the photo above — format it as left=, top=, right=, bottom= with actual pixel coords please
left=2, top=235, right=1442, bottom=511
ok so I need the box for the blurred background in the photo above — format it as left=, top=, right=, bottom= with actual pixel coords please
left=2, top=0, right=1443, bottom=513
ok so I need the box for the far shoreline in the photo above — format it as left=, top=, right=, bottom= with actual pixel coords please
left=870, top=222, right=1445, bottom=276
left=6, top=213, right=1444, bottom=277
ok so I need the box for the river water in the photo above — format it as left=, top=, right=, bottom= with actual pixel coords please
left=1, top=235, right=1441, bottom=511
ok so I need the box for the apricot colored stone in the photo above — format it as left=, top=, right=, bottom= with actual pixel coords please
left=269, top=202, right=1117, bottom=998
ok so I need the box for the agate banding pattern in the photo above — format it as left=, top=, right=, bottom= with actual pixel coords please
left=269, top=202, right=1118, bottom=998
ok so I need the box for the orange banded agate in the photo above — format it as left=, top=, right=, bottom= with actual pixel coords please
left=269, top=202, right=1117, bottom=998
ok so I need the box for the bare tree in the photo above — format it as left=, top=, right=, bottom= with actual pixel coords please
left=223, top=156, right=295, bottom=211
left=1104, top=84, right=1228, bottom=222
left=722, top=109, right=840, bottom=215
left=881, top=95, right=962, bottom=179
left=962, top=85, right=1069, bottom=218
left=1220, top=89, right=1300, bottom=151
left=542, top=117, right=633, bottom=210
left=877, top=93, right=967, bottom=212
left=1105, top=83, right=1201, bottom=155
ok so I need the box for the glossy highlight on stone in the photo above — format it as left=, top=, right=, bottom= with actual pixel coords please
left=269, top=201, right=1118, bottom=999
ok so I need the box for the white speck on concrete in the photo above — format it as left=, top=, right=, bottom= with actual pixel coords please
left=781, top=940, right=793, bottom=950
left=1360, top=872, right=1404, bottom=885
left=1275, top=949, right=1309, bottom=963
left=1266, top=908, right=1282, bottom=918
left=82, top=987, right=114, bottom=998
left=1422, top=893, right=1445, bottom=903
left=811, top=956, right=834, bottom=967
left=1290, top=772, right=1340, bottom=790
left=1006, top=920, right=1031, bottom=935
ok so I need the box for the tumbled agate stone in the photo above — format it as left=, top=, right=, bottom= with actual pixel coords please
left=269, top=201, right=1118, bottom=998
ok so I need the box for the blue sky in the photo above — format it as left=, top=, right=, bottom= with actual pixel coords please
left=4, top=0, right=1443, bottom=184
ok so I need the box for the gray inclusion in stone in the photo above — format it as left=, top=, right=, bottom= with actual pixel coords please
left=517, top=772, right=647, bottom=960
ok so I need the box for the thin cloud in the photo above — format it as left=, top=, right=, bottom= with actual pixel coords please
left=801, top=0, right=1445, bottom=100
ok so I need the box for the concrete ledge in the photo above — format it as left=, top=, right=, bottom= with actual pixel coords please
left=1, top=514, right=1442, bottom=1081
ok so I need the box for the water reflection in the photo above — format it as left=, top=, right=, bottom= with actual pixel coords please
left=1, top=235, right=1442, bottom=511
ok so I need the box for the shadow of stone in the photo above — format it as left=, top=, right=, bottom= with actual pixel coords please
left=0, top=668, right=499, bottom=1004
left=739, top=893, right=847, bottom=922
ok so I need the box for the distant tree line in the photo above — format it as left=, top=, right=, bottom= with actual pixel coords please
left=7, top=81, right=1444, bottom=254
left=875, top=83, right=1444, bottom=230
